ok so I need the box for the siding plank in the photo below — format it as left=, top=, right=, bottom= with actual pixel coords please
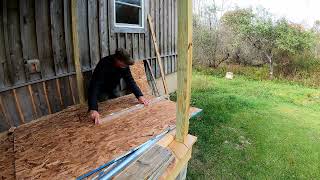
left=0, top=2, right=7, bottom=88
left=0, top=95, right=11, bottom=131
left=46, top=79, right=62, bottom=113
left=1, top=0, right=11, bottom=87
left=15, top=86, right=34, bottom=123
left=174, top=0, right=177, bottom=72
left=1, top=91, right=20, bottom=127
left=7, top=0, right=27, bottom=84
left=77, top=0, right=91, bottom=69
left=99, top=0, right=108, bottom=57
left=64, top=0, right=75, bottom=72
left=138, top=34, right=145, bottom=59
left=50, top=0, right=68, bottom=75
left=19, top=0, right=40, bottom=80
left=88, top=0, right=100, bottom=68
left=31, top=83, right=49, bottom=117
left=59, top=76, right=74, bottom=108
left=35, top=0, right=55, bottom=78
left=132, top=33, right=139, bottom=60
left=155, top=0, right=160, bottom=78
left=125, top=33, right=133, bottom=57
left=167, top=0, right=172, bottom=73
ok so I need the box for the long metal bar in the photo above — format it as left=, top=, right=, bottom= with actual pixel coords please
left=77, top=127, right=174, bottom=180
left=100, top=127, right=175, bottom=180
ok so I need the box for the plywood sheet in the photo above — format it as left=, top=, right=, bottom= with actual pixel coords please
left=130, top=61, right=152, bottom=96
left=0, top=133, right=15, bottom=180
left=13, top=94, right=200, bottom=179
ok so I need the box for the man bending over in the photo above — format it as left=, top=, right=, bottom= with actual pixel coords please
left=88, top=48, right=149, bottom=124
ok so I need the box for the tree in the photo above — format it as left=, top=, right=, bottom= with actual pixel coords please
left=222, top=9, right=315, bottom=78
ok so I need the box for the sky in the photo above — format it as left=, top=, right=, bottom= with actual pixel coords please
left=194, top=0, right=320, bottom=28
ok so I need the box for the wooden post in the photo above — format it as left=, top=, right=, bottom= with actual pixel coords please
left=176, top=0, right=193, bottom=142
left=71, top=0, right=85, bottom=104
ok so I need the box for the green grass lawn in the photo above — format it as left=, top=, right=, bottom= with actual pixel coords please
left=186, top=71, right=320, bottom=179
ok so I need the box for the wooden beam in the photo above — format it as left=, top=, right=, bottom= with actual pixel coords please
left=147, top=14, right=169, bottom=95
left=71, top=0, right=86, bottom=104
left=175, top=0, right=193, bottom=142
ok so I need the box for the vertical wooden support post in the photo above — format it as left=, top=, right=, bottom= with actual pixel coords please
left=71, top=0, right=85, bottom=104
left=176, top=0, right=193, bottom=142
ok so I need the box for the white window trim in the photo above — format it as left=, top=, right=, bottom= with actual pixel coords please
left=110, top=0, right=147, bottom=33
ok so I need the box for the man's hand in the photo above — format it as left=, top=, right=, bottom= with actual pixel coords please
left=89, top=110, right=100, bottom=125
left=138, top=96, right=149, bottom=106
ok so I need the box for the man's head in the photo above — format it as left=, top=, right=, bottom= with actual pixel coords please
left=114, top=48, right=134, bottom=68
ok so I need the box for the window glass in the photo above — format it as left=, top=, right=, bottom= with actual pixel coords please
left=117, top=0, right=141, bottom=6
left=116, top=3, right=141, bottom=25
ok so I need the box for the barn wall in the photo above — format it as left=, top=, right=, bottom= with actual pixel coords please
left=0, top=0, right=178, bottom=132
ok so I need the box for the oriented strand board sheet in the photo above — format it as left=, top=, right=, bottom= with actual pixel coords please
left=13, top=95, right=200, bottom=179
left=0, top=133, right=15, bottom=180
left=130, top=61, right=152, bottom=95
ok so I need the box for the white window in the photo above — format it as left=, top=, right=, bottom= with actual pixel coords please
left=111, top=0, right=146, bottom=33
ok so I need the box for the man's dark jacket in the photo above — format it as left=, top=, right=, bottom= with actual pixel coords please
left=88, top=55, right=143, bottom=111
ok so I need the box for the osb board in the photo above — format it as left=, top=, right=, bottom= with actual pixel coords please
left=13, top=95, right=200, bottom=179
left=0, top=133, right=15, bottom=180
left=130, top=60, right=152, bottom=95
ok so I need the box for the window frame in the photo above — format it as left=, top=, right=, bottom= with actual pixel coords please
left=110, top=0, right=147, bottom=33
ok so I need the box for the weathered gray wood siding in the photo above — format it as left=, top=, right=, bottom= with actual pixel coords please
left=0, top=0, right=178, bottom=132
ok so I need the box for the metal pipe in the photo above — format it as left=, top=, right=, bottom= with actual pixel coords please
left=100, top=127, right=174, bottom=180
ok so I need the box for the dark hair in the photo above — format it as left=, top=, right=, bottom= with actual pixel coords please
left=115, top=48, right=134, bottom=65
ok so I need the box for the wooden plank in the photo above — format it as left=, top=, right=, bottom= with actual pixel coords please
left=125, top=33, right=133, bottom=57
left=147, top=15, right=169, bottom=95
left=0, top=2, right=8, bottom=88
left=174, top=0, right=178, bottom=72
left=13, top=89, right=25, bottom=124
left=59, top=76, right=74, bottom=108
left=31, top=83, right=50, bottom=117
left=0, top=95, right=12, bottom=130
left=88, top=0, right=100, bottom=68
left=1, top=91, right=20, bottom=127
left=28, top=84, right=38, bottom=117
left=119, top=33, right=126, bottom=49
left=69, top=75, right=80, bottom=104
left=15, top=86, right=34, bottom=123
left=149, top=0, right=155, bottom=59
left=55, top=78, right=63, bottom=106
left=45, top=80, right=62, bottom=113
left=6, top=0, right=27, bottom=84
left=145, top=59, right=160, bottom=96
left=68, top=76, right=76, bottom=104
left=164, top=0, right=169, bottom=74
left=108, top=3, right=117, bottom=55
left=116, top=144, right=174, bottom=179
left=77, top=0, right=91, bottom=69
left=132, top=33, right=139, bottom=60
left=35, top=0, right=55, bottom=78
left=19, top=0, right=41, bottom=80
left=176, top=0, right=193, bottom=142
left=50, top=0, right=68, bottom=75
left=99, top=0, right=108, bottom=57
left=167, top=0, right=172, bottom=74
left=160, top=0, right=166, bottom=75
left=42, top=82, right=52, bottom=114
left=71, top=0, right=86, bottom=104
left=155, top=0, right=160, bottom=78
left=64, top=0, right=75, bottom=72
left=138, top=34, right=145, bottom=59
